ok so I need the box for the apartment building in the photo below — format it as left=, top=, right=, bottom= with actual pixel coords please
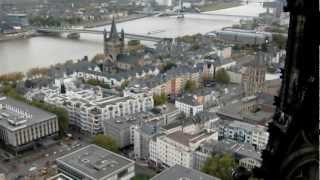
left=175, top=94, right=204, bottom=117
left=219, top=120, right=269, bottom=150
left=194, top=139, right=262, bottom=170
left=149, top=129, right=218, bottom=169
left=26, top=82, right=154, bottom=135
left=128, top=65, right=202, bottom=97
left=104, top=105, right=180, bottom=149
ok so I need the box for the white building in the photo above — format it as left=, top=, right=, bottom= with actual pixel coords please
left=156, top=0, right=173, bottom=6
left=219, top=121, right=269, bottom=150
left=175, top=94, right=203, bottom=117
left=26, top=83, right=154, bottom=135
left=149, top=130, right=218, bottom=169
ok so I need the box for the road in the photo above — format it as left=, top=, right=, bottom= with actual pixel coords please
left=0, top=133, right=90, bottom=180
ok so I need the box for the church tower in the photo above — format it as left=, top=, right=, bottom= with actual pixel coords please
left=104, top=17, right=125, bottom=62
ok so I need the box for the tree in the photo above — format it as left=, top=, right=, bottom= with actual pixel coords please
left=91, top=134, right=119, bottom=153
left=30, top=100, right=69, bottom=137
left=60, top=83, right=66, bottom=94
left=128, top=40, right=141, bottom=46
left=201, top=154, right=236, bottom=180
left=131, top=174, right=151, bottom=180
left=272, top=34, right=287, bottom=49
left=162, top=62, right=177, bottom=72
left=92, top=54, right=106, bottom=62
left=214, top=68, right=230, bottom=84
left=120, top=80, right=129, bottom=90
left=184, top=80, right=197, bottom=93
left=153, top=93, right=168, bottom=106
left=0, top=72, right=24, bottom=83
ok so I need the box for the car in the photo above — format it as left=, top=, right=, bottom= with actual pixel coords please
left=29, top=166, right=37, bottom=172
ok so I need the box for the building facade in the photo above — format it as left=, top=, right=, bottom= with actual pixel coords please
left=0, top=96, right=59, bottom=152
left=219, top=120, right=269, bottom=150
left=175, top=94, right=204, bottom=117
left=242, top=52, right=266, bottom=97
left=104, top=17, right=124, bottom=61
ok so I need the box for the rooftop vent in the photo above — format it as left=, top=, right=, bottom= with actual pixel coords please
left=179, top=177, right=192, bottom=180
left=81, top=159, right=90, bottom=163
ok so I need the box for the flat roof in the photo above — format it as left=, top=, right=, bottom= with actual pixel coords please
left=56, top=144, right=134, bottom=180
left=166, top=131, right=210, bottom=146
left=151, top=165, right=220, bottom=180
left=0, top=96, right=57, bottom=131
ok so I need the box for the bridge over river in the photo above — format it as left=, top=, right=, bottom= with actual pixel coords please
left=36, top=27, right=165, bottom=42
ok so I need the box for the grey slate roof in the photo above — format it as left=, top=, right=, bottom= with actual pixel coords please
left=200, top=139, right=262, bottom=161
left=117, top=53, right=143, bottom=64
left=176, top=94, right=202, bottom=106
left=151, top=165, right=220, bottom=180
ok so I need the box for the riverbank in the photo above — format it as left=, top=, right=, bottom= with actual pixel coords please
left=83, top=14, right=152, bottom=28
left=197, top=1, right=242, bottom=12
left=0, top=31, right=34, bottom=42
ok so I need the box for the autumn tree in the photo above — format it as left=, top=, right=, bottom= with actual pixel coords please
left=92, top=54, right=106, bottom=62
left=201, top=154, right=237, bottom=180
left=91, top=134, right=119, bottom=153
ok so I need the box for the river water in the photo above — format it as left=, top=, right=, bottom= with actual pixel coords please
left=0, top=2, right=266, bottom=74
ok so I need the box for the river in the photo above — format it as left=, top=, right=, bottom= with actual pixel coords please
left=0, top=2, right=266, bottom=74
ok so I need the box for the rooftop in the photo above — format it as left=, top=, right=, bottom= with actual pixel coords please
left=176, top=94, right=202, bottom=106
left=0, top=96, right=57, bottom=131
left=166, top=130, right=212, bottom=146
left=200, top=140, right=262, bottom=161
left=56, top=144, right=134, bottom=180
left=151, top=165, right=220, bottom=180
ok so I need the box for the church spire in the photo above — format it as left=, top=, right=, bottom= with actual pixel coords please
left=109, top=16, right=119, bottom=39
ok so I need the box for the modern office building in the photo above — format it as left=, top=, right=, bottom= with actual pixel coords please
left=56, top=144, right=135, bottom=180
left=0, top=96, right=59, bottom=152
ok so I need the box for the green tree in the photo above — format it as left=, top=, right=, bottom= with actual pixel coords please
left=86, top=79, right=110, bottom=89
left=214, top=68, right=230, bottom=84
left=272, top=34, right=287, bottom=49
left=91, top=134, right=119, bottom=153
left=162, top=62, right=177, bottom=72
left=184, top=80, right=197, bottom=93
left=153, top=93, right=168, bottom=106
left=131, top=174, right=151, bottom=180
left=201, top=154, right=236, bottom=180
left=30, top=100, right=69, bottom=137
